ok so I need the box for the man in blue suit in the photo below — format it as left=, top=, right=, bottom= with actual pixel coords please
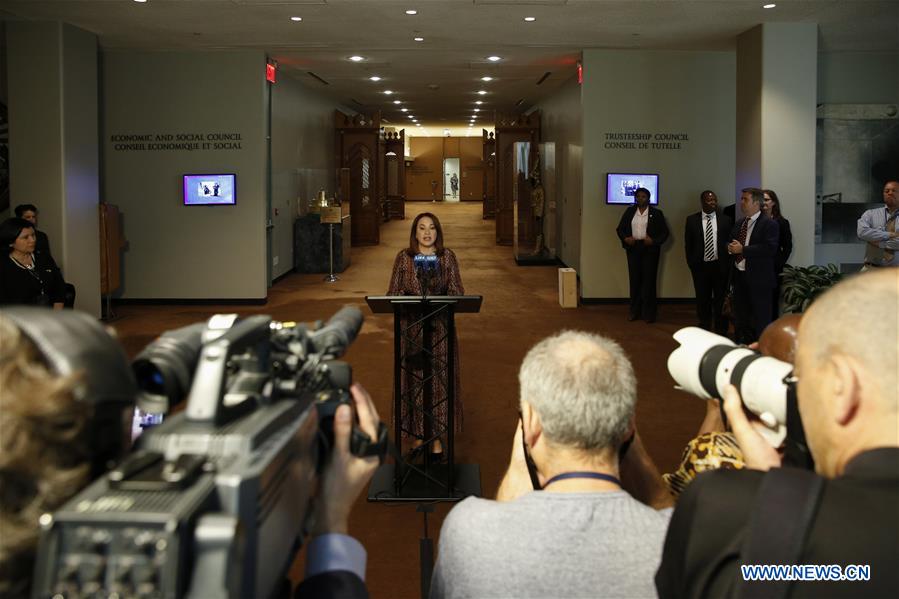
left=727, top=187, right=779, bottom=343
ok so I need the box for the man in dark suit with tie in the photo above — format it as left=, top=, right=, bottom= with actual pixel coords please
left=616, top=187, right=670, bottom=322
left=727, top=187, right=779, bottom=344
left=684, top=190, right=732, bottom=334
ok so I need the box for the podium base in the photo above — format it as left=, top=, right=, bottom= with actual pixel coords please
left=367, top=463, right=481, bottom=502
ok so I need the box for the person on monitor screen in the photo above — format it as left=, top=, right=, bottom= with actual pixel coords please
left=430, top=330, right=673, bottom=599
left=857, top=179, right=899, bottom=269
left=387, top=212, right=465, bottom=457
left=616, top=187, right=670, bottom=322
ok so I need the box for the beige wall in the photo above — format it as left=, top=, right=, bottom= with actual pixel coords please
left=818, top=52, right=899, bottom=104
left=738, top=24, right=817, bottom=268
left=534, top=74, right=582, bottom=270
left=7, top=22, right=101, bottom=315
left=581, top=49, right=737, bottom=299
left=407, top=137, right=443, bottom=201
left=459, top=137, right=483, bottom=201
left=103, top=50, right=267, bottom=299
left=271, top=72, right=348, bottom=279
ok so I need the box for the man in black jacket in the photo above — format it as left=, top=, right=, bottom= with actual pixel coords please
left=727, top=188, right=778, bottom=343
left=615, top=187, right=670, bottom=322
left=656, top=268, right=899, bottom=599
left=684, top=190, right=732, bottom=334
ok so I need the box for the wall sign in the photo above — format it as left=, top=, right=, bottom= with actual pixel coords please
left=109, top=132, right=243, bottom=152
left=603, top=132, right=690, bottom=150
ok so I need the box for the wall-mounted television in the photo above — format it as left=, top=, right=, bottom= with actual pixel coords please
left=606, top=173, right=659, bottom=205
left=183, top=173, right=236, bottom=206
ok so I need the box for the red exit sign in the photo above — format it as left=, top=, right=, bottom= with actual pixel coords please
left=266, top=63, right=276, bottom=83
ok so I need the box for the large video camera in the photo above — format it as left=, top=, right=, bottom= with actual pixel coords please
left=667, top=327, right=812, bottom=469
left=32, top=306, right=386, bottom=599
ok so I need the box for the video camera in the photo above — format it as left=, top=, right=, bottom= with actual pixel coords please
left=667, top=327, right=813, bottom=469
left=30, top=306, right=387, bottom=599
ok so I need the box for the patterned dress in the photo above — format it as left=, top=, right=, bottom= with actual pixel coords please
left=388, top=248, right=465, bottom=440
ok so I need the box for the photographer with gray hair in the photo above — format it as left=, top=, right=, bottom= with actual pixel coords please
left=430, top=331, right=673, bottom=599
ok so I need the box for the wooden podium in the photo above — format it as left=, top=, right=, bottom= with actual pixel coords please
left=365, top=295, right=482, bottom=501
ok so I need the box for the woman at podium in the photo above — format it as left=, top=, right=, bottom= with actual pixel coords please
left=388, top=213, right=465, bottom=455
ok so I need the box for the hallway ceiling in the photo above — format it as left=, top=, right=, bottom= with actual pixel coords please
left=1, top=0, right=897, bottom=134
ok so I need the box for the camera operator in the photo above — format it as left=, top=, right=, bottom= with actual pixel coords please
left=655, top=269, right=899, bottom=598
left=0, top=309, right=381, bottom=599
left=296, top=382, right=380, bottom=599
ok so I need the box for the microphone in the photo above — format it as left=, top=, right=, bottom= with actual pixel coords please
left=413, top=254, right=439, bottom=273
left=413, top=254, right=439, bottom=298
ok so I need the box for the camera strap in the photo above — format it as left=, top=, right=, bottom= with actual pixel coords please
left=736, top=467, right=824, bottom=599
left=351, top=421, right=390, bottom=464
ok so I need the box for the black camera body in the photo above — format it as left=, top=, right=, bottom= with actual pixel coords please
left=31, top=307, right=385, bottom=599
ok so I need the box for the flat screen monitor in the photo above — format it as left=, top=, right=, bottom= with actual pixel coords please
left=606, top=173, right=659, bottom=205
left=183, top=173, right=236, bottom=206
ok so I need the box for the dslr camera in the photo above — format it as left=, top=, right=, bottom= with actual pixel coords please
left=28, top=306, right=386, bottom=599
left=667, top=327, right=812, bottom=469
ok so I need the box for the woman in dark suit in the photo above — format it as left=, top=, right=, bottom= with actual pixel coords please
left=762, top=189, right=792, bottom=320
left=615, top=187, right=670, bottom=322
left=0, top=218, right=65, bottom=308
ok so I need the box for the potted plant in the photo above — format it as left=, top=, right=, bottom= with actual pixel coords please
left=780, top=264, right=843, bottom=313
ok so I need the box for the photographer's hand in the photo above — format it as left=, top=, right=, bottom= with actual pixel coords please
left=495, top=420, right=536, bottom=502
left=722, top=384, right=782, bottom=471
left=310, top=383, right=381, bottom=536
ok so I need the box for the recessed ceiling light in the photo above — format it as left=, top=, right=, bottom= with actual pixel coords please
left=383, top=90, right=394, bottom=95
left=405, top=9, right=418, bottom=15
left=369, top=76, right=382, bottom=82
left=401, top=108, right=409, bottom=112
left=524, top=17, right=536, bottom=22
left=487, top=55, right=502, bottom=62
left=763, top=3, right=776, bottom=8
left=414, top=37, right=424, bottom=42
left=133, top=0, right=147, bottom=3
left=393, top=100, right=401, bottom=104
left=477, top=90, right=487, bottom=95
left=416, top=124, right=422, bottom=127
left=474, top=108, right=480, bottom=112
left=290, top=16, right=302, bottom=22
left=475, top=101, right=483, bottom=105
left=481, top=76, right=493, bottom=82
left=349, top=55, right=365, bottom=62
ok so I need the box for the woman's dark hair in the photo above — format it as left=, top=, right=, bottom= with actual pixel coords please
left=13, top=204, right=38, bottom=218
left=634, top=187, right=651, bottom=200
left=763, top=189, right=783, bottom=220
left=406, top=212, right=445, bottom=256
left=0, top=218, right=35, bottom=254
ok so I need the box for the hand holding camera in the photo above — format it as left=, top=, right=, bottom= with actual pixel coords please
left=721, top=384, right=783, bottom=470
left=311, top=383, right=383, bottom=536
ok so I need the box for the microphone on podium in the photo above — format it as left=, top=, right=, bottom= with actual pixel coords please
left=413, top=254, right=439, bottom=299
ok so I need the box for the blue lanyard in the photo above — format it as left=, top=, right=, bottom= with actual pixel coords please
left=542, top=471, right=621, bottom=489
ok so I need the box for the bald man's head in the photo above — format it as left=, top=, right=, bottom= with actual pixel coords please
left=800, top=269, right=898, bottom=411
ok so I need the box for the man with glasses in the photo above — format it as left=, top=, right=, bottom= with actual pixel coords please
left=656, top=268, right=899, bottom=598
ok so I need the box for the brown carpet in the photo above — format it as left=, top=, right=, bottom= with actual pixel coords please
left=112, top=202, right=704, bottom=598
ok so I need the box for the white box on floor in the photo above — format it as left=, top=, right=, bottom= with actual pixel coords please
left=558, top=268, right=577, bottom=308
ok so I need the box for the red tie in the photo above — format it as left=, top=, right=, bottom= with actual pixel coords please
left=736, top=218, right=749, bottom=264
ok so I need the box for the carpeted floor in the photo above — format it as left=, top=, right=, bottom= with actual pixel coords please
left=112, top=202, right=705, bottom=598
